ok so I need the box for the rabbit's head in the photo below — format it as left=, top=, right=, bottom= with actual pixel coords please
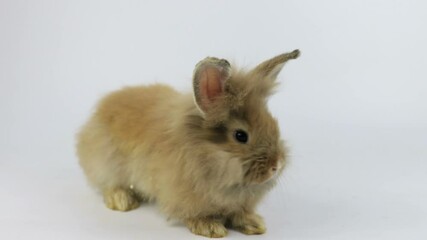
left=189, top=50, right=300, bottom=185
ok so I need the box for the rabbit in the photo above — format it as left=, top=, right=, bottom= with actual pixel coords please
left=76, top=49, right=300, bottom=238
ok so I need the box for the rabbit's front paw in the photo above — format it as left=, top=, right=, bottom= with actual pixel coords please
left=229, top=212, right=266, bottom=235
left=185, top=217, right=228, bottom=238
left=103, top=188, right=140, bottom=211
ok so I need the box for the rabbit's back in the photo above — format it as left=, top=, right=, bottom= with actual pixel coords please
left=97, top=85, right=179, bottom=145
left=77, top=84, right=181, bottom=190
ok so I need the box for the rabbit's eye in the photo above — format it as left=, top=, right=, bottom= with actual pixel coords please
left=234, top=130, right=248, bottom=143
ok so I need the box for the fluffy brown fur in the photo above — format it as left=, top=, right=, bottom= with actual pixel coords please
left=76, top=50, right=300, bottom=238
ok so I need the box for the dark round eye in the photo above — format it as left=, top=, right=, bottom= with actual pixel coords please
left=234, top=129, right=248, bottom=143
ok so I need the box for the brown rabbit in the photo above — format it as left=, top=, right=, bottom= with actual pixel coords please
left=76, top=50, right=300, bottom=238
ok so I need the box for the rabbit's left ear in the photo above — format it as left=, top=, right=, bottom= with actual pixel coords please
left=193, top=57, right=231, bottom=114
left=252, top=49, right=300, bottom=81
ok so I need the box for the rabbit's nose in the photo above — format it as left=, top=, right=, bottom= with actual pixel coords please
left=270, top=159, right=282, bottom=173
left=268, top=164, right=278, bottom=180
left=270, top=161, right=278, bottom=174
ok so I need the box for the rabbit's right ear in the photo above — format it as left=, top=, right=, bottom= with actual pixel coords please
left=193, top=57, right=231, bottom=114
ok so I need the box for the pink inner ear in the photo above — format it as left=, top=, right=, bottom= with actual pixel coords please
left=200, top=67, right=223, bottom=103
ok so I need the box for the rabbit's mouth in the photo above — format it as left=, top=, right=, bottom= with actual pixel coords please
left=244, top=158, right=284, bottom=185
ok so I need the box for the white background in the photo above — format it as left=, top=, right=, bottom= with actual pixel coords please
left=1, top=0, right=426, bottom=239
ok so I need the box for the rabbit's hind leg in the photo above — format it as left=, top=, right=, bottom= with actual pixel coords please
left=103, top=187, right=140, bottom=211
